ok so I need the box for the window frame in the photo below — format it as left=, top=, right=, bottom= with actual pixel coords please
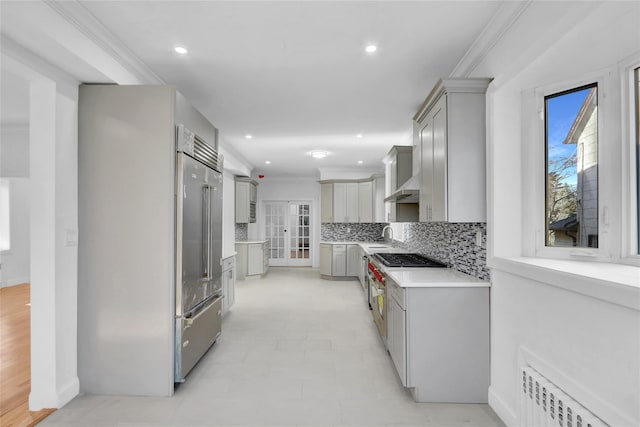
left=527, top=72, right=612, bottom=262
left=620, top=55, right=640, bottom=266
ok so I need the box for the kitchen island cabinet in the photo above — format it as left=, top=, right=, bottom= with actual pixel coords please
left=385, top=270, right=490, bottom=403
left=235, top=241, right=269, bottom=279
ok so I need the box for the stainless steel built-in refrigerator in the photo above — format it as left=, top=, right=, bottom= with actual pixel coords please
left=174, top=125, right=223, bottom=382
left=78, top=85, right=223, bottom=396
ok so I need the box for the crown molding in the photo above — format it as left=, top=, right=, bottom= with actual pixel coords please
left=450, top=1, right=532, bottom=78
left=44, top=0, right=164, bottom=85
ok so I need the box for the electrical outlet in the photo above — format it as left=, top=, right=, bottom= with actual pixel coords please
left=475, top=231, right=483, bottom=247
left=346, top=227, right=351, bottom=233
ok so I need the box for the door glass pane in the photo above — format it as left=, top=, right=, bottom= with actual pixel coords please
left=545, top=84, right=598, bottom=248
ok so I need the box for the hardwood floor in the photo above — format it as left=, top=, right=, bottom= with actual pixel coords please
left=0, top=284, right=55, bottom=426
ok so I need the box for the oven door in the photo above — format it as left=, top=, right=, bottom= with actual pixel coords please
left=368, top=263, right=386, bottom=340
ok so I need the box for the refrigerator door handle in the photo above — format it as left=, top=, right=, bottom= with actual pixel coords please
left=202, top=185, right=212, bottom=280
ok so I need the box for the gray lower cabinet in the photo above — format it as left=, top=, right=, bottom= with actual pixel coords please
left=221, top=255, right=235, bottom=316
left=235, top=241, right=269, bottom=280
left=386, top=277, right=490, bottom=403
left=320, top=243, right=360, bottom=279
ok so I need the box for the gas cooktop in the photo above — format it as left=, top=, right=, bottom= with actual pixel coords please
left=373, top=253, right=447, bottom=268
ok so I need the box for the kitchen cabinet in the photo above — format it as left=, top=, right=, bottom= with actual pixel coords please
left=320, top=183, right=333, bottom=222
left=346, top=244, right=361, bottom=276
left=319, top=179, right=376, bottom=223
left=385, top=276, right=489, bottom=403
left=221, top=255, right=235, bottom=316
left=358, top=181, right=373, bottom=223
left=319, top=243, right=332, bottom=276
left=385, top=145, right=413, bottom=194
left=235, top=241, right=269, bottom=279
left=333, top=182, right=359, bottom=223
left=319, top=243, right=360, bottom=279
left=383, top=146, right=418, bottom=223
left=414, top=78, right=491, bottom=222
left=331, top=244, right=347, bottom=276
left=235, top=177, right=258, bottom=223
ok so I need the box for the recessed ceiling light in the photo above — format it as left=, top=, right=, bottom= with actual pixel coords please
left=174, top=46, right=188, bottom=55
left=358, top=160, right=363, bottom=164
left=245, top=134, right=253, bottom=139
left=356, top=134, right=363, bottom=138
left=310, top=151, right=327, bottom=159
left=365, top=44, right=377, bottom=53
left=265, top=160, right=271, bottom=164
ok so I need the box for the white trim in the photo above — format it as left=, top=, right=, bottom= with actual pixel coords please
left=524, top=70, right=615, bottom=262
left=450, top=1, right=532, bottom=78
left=619, top=52, right=640, bottom=266
left=56, top=377, right=79, bottom=408
left=4, top=277, right=31, bottom=288
left=489, top=256, right=640, bottom=311
left=488, top=387, right=518, bottom=427
left=1, top=35, right=78, bottom=98
left=518, top=346, right=636, bottom=427
left=44, top=0, right=164, bottom=85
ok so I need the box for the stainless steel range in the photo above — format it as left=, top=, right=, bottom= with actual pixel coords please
left=372, top=253, right=448, bottom=268
left=367, top=253, right=447, bottom=341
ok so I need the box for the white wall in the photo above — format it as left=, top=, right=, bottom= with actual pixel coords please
left=222, top=169, right=237, bottom=258
left=2, top=46, right=80, bottom=410
left=0, top=126, right=31, bottom=287
left=1, top=178, right=30, bottom=287
left=471, top=2, right=640, bottom=426
left=253, top=176, right=321, bottom=267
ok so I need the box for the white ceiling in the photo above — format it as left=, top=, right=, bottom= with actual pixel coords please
left=1, top=1, right=504, bottom=177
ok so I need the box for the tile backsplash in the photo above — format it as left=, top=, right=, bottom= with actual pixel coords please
left=394, top=222, right=489, bottom=281
left=321, top=223, right=387, bottom=242
left=235, top=223, right=248, bottom=241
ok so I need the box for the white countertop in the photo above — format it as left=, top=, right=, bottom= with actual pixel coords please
left=235, top=240, right=268, bottom=244
left=319, top=241, right=407, bottom=255
left=386, top=268, right=490, bottom=288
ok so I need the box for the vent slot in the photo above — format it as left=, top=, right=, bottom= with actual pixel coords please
left=176, top=125, right=220, bottom=172
left=520, top=366, right=609, bottom=427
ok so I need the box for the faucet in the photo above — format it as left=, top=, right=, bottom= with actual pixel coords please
left=381, top=225, right=394, bottom=244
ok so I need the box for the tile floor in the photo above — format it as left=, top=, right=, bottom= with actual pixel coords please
left=41, top=267, right=505, bottom=427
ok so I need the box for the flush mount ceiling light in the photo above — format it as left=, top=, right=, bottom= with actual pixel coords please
left=365, top=44, right=377, bottom=54
left=245, top=134, right=253, bottom=139
left=358, top=160, right=364, bottom=164
left=356, top=134, right=363, bottom=138
left=174, top=46, right=188, bottom=55
left=265, top=160, right=271, bottom=164
left=310, top=151, right=327, bottom=159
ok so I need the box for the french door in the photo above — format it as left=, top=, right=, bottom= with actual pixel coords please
left=264, top=201, right=312, bottom=266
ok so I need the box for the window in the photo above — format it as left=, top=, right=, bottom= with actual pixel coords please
left=0, top=179, right=10, bottom=251
left=545, top=84, right=598, bottom=248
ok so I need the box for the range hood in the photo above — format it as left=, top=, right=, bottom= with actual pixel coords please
left=384, top=174, right=419, bottom=204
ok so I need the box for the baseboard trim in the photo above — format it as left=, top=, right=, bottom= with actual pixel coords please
left=488, top=386, right=518, bottom=427
left=57, top=377, right=79, bottom=408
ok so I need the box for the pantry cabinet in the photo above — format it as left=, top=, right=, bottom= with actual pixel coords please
left=320, top=179, right=376, bottom=223
left=414, top=78, right=491, bottom=223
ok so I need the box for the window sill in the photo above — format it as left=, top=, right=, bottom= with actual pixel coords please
left=488, top=256, right=640, bottom=311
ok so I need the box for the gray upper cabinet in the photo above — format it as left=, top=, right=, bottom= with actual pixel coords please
left=320, top=179, right=376, bottom=223
left=414, top=78, right=492, bottom=223
left=235, top=176, right=258, bottom=223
